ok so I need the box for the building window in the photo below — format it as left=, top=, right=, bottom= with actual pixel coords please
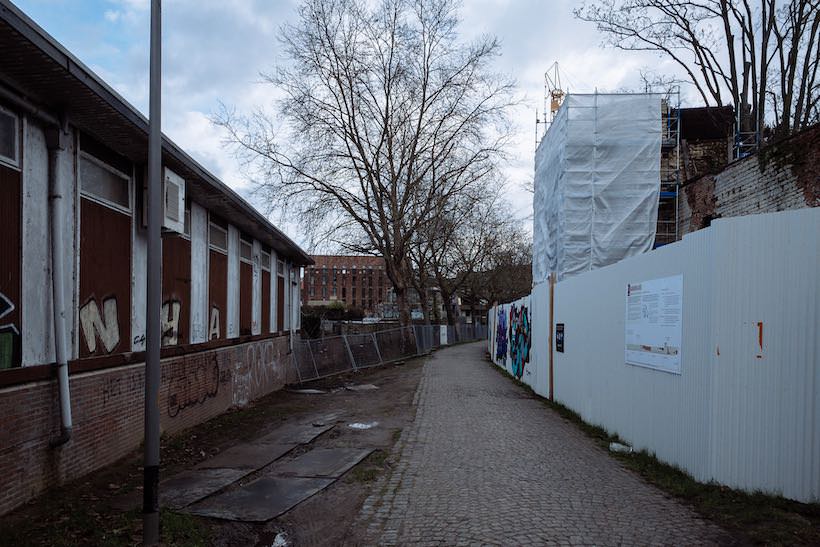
left=322, top=286, right=327, bottom=298
left=278, top=260, right=285, bottom=276
left=0, top=106, right=19, bottom=168
left=209, top=222, right=228, bottom=253
left=240, top=238, right=253, bottom=263
left=261, top=250, right=272, bottom=271
left=80, top=152, right=131, bottom=212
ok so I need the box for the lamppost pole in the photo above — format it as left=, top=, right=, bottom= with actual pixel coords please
left=143, top=0, right=162, bottom=544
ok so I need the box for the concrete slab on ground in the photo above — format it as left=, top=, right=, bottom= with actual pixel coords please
left=184, top=476, right=334, bottom=522
left=271, top=448, right=374, bottom=478
left=160, top=468, right=248, bottom=510
left=256, top=422, right=334, bottom=445
left=195, top=443, right=296, bottom=471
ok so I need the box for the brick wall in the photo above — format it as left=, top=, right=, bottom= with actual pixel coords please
left=679, top=124, right=820, bottom=236
left=0, top=334, right=296, bottom=516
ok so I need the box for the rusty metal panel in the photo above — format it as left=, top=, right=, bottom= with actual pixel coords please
left=239, top=261, right=252, bottom=336
left=79, top=198, right=131, bottom=358
left=208, top=250, right=227, bottom=340
left=261, top=270, right=270, bottom=334
left=0, top=164, right=21, bottom=368
left=276, top=276, right=285, bottom=332
left=162, top=235, right=191, bottom=346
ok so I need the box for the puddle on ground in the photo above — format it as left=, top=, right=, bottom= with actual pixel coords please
left=347, top=422, right=379, bottom=430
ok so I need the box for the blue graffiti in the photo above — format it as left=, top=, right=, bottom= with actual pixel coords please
left=495, top=307, right=507, bottom=361
left=508, top=304, right=531, bottom=380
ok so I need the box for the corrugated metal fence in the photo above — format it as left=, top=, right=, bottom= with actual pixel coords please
left=292, top=323, right=487, bottom=383
left=488, top=208, right=820, bottom=502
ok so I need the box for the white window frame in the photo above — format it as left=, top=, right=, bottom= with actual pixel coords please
left=79, top=151, right=132, bottom=214
left=239, top=238, right=253, bottom=264
left=0, top=104, right=20, bottom=170
left=260, top=250, right=272, bottom=272
left=208, top=222, right=228, bottom=254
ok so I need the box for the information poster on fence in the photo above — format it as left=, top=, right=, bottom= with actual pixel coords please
left=625, top=274, right=683, bottom=374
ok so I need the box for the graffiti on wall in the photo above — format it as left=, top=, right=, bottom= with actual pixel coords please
left=80, top=297, right=120, bottom=354
left=209, top=306, right=221, bottom=340
left=0, top=292, right=19, bottom=368
left=495, top=306, right=507, bottom=362
left=508, top=303, right=531, bottom=380
left=162, top=299, right=182, bottom=346
left=167, top=352, right=230, bottom=418
left=233, top=339, right=286, bottom=406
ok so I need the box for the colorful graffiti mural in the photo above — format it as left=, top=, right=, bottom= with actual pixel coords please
left=508, top=303, right=531, bottom=380
left=495, top=306, right=507, bottom=362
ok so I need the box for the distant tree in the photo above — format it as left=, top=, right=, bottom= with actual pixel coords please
left=576, top=0, right=820, bottom=137
left=215, top=0, right=515, bottom=325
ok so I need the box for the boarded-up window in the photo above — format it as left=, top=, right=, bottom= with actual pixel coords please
left=239, top=237, right=253, bottom=336
left=277, top=267, right=285, bottom=332
left=161, top=235, right=191, bottom=346
left=79, top=198, right=131, bottom=357
left=208, top=220, right=228, bottom=340
left=261, top=250, right=271, bottom=333
left=0, top=162, right=21, bottom=368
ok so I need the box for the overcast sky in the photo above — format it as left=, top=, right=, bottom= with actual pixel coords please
left=14, top=0, right=685, bottom=247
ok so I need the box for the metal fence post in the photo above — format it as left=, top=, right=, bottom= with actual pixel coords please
left=291, top=347, right=302, bottom=384
left=343, top=334, right=358, bottom=371
left=371, top=332, right=383, bottom=365
left=306, top=340, right=320, bottom=379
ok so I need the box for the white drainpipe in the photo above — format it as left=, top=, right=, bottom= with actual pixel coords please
left=48, top=118, right=72, bottom=447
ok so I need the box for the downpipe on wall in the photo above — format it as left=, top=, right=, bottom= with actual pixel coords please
left=47, top=116, right=73, bottom=448
left=0, top=83, right=72, bottom=446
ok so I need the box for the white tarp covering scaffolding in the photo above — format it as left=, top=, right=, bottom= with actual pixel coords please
left=533, top=93, right=663, bottom=284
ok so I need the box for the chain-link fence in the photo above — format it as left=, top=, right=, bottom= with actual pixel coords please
left=290, top=323, right=486, bottom=383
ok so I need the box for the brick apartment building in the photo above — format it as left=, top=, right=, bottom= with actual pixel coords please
left=0, top=2, right=311, bottom=516
left=302, top=255, right=389, bottom=315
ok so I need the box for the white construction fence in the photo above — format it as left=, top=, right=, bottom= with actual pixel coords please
left=489, top=208, right=820, bottom=502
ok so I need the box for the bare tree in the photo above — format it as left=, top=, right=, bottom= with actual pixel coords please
left=575, top=0, right=820, bottom=138
left=215, top=0, right=515, bottom=325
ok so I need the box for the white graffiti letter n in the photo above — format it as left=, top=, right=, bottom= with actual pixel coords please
left=80, top=298, right=120, bottom=354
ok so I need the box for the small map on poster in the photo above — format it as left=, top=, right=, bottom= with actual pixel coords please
left=625, top=274, right=683, bottom=374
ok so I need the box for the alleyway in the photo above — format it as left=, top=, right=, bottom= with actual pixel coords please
left=356, top=342, right=731, bottom=546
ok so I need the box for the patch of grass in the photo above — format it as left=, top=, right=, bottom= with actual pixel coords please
left=349, top=450, right=389, bottom=483
left=391, top=428, right=403, bottom=443
left=485, top=356, right=820, bottom=545
left=161, top=510, right=210, bottom=547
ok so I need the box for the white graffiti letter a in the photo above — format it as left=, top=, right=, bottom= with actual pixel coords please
left=80, top=298, right=120, bottom=354
left=209, top=307, right=220, bottom=340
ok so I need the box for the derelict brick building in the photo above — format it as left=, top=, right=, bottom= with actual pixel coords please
left=0, top=1, right=312, bottom=515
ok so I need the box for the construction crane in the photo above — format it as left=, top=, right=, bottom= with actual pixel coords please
left=536, top=62, right=566, bottom=145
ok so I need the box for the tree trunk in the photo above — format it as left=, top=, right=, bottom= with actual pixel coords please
left=395, top=286, right=412, bottom=327
left=441, top=287, right=456, bottom=327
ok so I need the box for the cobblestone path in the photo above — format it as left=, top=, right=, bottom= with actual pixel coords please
left=355, top=342, right=732, bottom=546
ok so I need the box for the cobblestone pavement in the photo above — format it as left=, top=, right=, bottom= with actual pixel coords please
left=355, top=342, right=733, bottom=546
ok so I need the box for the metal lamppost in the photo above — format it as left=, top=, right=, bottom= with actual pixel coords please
left=143, top=0, right=162, bottom=544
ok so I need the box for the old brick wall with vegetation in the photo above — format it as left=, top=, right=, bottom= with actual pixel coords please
left=679, top=124, right=820, bottom=236
left=0, top=334, right=295, bottom=516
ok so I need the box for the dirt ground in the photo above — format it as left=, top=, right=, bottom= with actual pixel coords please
left=0, top=356, right=426, bottom=547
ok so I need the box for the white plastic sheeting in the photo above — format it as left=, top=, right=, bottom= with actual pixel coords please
left=533, top=93, right=663, bottom=284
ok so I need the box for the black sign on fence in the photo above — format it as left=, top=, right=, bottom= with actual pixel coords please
left=555, top=323, right=565, bottom=353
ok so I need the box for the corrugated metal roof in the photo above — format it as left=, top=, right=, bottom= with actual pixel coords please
left=0, top=0, right=313, bottom=266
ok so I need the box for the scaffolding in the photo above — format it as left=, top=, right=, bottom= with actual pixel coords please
left=532, top=93, right=665, bottom=283
left=657, top=93, right=681, bottom=247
